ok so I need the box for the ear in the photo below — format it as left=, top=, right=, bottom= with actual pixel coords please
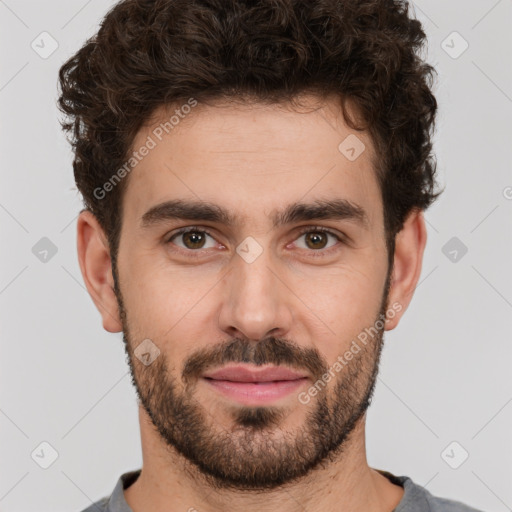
left=76, top=210, right=123, bottom=333
left=385, top=209, right=427, bottom=331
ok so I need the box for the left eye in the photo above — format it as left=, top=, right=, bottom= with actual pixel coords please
left=294, top=228, right=340, bottom=251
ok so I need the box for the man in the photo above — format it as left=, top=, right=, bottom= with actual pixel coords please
left=58, top=0, right=482, bottom=510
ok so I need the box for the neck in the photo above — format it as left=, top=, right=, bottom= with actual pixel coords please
left=124, top=407, right=404, bottom=512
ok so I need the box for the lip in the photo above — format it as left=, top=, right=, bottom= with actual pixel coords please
left=203, top=365, right=308, bottom=382
left=202, top=365, right=309, bottom=405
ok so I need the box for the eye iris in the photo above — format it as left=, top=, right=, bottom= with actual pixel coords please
left=305, top=232, right=327, bottom=249
left=183, top=231, right=206, bottom=249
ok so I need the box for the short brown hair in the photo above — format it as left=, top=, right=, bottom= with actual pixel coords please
left=58, top=0, right=441, bottom=267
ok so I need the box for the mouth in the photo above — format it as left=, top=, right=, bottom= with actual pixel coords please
left=201, top=365, right=309, bottom=405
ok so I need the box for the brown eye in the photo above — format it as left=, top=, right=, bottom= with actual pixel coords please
left=303, top=232, right=329, bottom=250
left=167, top=228, right=217, bottom=251
left=182, top=230, right=207, bottom=249
left=294, top=228, right=340, bottom=252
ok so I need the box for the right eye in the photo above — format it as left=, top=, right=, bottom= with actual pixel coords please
left=165, top=227, right=221, bottom=256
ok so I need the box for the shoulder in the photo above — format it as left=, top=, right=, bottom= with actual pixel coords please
left=403, top=476, right=485, bottom=512
left=76, top=469, right=141, bottom=512
left=425, top=495, right=485, bottom=512
left=78, top=496, right=110, bottom=512
left=376, top=469, right=485, bottom=512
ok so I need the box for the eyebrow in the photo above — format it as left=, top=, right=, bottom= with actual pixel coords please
left=140, top=197, right=369, bottom=230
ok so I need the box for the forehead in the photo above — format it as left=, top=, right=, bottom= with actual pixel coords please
left=121, top=95, right=382, bottom=231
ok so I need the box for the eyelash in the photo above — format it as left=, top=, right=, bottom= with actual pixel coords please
left=165, top=226, right=345, bottom=259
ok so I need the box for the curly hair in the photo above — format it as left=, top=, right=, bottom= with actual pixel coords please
left=58, top=0, right=441, bottom=269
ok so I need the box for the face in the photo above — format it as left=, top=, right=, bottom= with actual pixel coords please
left=113, top=95, right=394, bottom=490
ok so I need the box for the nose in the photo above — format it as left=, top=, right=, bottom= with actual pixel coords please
left=217, top=248, right=294, bottom=342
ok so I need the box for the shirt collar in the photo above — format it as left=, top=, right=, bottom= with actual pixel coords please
left=105, top=468, right=424, bottom=512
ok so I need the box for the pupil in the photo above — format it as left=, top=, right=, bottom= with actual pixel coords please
left=306, top=232, right=326, bottom=249
left=185, top=231, right=204, bottom=248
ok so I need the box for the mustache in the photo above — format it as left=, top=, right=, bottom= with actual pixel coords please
left=181, top=337, right=328, bottom=385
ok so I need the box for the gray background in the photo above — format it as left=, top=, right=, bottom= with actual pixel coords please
left=1, top=1, right=511, bottom=510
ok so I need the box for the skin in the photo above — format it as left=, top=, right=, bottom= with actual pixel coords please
left=77, top=93, right=427, bottom=512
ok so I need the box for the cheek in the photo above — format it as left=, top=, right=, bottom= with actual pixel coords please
left=292, top=264, right=385, bottom=361
left=120, top=260, right=219, bottom=357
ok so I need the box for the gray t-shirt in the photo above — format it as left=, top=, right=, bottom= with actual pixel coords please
left=80, top=468, right=484, bottom=511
